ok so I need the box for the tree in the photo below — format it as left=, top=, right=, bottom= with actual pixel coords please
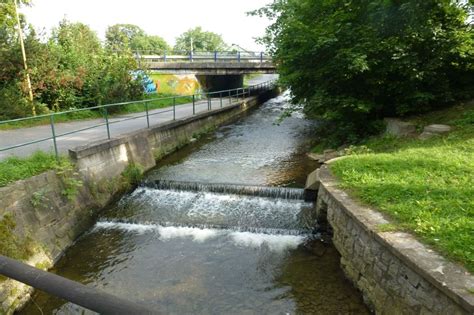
left=0, top=0, right=36, bottom=118
left=0, top=0, right=30, bottom=31
left=254, top=0, right=474, bottom=145
left=105, top=24, right=169, bottom=53
left=106, top=24, right=145, bottom=51
left=174, top=27, right=228, bottom=52
left=131, top=35, right=169, bottom=53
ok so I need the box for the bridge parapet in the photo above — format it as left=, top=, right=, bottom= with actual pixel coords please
left=136, top=51, right=276, bottom=74
left=136, top=51, right=271, bottom=63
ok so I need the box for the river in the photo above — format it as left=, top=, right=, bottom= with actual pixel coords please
left=20, top=92, right=369, bottom=314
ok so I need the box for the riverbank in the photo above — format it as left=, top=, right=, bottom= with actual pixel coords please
left=327, top=102, right=474, bottom=272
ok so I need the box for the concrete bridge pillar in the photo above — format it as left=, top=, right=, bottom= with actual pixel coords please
left=196, top=75, right=244, bottom=93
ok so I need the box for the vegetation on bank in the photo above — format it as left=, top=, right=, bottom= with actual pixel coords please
left=0, top=152, right=62, bottom=187
left=0, top=213, right=35, bottom=262
left=330, top=104, right=474, bottom=271
left=254, top=0, right=474, bottom=146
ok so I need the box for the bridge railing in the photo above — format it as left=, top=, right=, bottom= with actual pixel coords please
left=135, top=51, right=272, bottom=63
left=0, top=80, right=277, bottom=160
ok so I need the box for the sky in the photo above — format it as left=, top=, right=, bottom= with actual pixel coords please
left=21, top=0, right=273, bottom=51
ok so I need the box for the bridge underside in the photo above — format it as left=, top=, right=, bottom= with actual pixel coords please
left=147, top=62, right=276, bottom=75
left=196, top=75, right=243, bottom=93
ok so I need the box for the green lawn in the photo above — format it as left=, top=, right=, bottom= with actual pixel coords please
left=0, top=93, right=194, bottom=131
left=330, top=104, right=474, bottom=272
left=0, top=151, right=63, bottom=187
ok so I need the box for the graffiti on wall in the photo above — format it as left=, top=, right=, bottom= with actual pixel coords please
left=149, top=74, right=202, bottom=95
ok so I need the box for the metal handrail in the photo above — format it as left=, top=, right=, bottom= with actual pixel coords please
left=136, top=51, right=272, bottom=64
left=0, top=80, right=276, bottom=159
left=0, top=255, right=157, bottom=314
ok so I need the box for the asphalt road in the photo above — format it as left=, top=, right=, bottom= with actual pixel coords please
left=0, top=74, right=277, bottom=160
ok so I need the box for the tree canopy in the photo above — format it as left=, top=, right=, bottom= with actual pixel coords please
left=174, top=27, right=228, bottom=52
left=254, top=0, right=474, bottom=144
left=105, top=24, right=170, bottom=53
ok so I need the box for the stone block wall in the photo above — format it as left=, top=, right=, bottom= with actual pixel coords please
left=315, top=165, right=474, bottom=314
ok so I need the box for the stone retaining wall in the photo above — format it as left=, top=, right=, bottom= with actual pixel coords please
left=0, top=88, right=279, bottom=313
left=315, top=165, right=474, bottom=314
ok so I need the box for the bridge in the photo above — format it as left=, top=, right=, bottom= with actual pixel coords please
left=139, top=51, right=276, bottom=75
left=137, top=51, right=277, bottom=92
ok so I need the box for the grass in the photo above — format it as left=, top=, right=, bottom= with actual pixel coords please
left=0, top=151, right=63, bottom=187
left=330, top=103, right=474, bottom=272
left=0, top=93, right=194, bottom=131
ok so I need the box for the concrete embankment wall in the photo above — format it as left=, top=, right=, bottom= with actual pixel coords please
left=0, top=88, right=279, bottom=313
left=313, top=164, right=474, bottom=315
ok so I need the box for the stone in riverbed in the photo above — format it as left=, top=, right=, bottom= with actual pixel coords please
left=307, top=150, right=340, bottom=163
left=307, top=153, right=324, bottom=161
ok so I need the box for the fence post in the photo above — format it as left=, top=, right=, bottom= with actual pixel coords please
left=173, top=97, right=176, bottom=120
left=220, top=92, right=223, bottom=108
left=229, top=90, right=232, bottom=104
left=237, top=51, right=241, bottom=63
left=192, top=94, right=195, bottom=115
left=104, top=107, right=111, bottom=140
left=49, top=114, right=59, bottom=161
left=145, top=102, right=150, bottom=128
left=260, top=52, right=263, bottom=63
left=207, top=94, right=211, bottom=111
left=214, top=51, right=217, bottom=62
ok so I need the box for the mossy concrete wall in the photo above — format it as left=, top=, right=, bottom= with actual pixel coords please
left=0, top=170, right=112, bottom=313
left=315, top=164, right=474, bottom=314
left=0, top=88, right=279, bottom=314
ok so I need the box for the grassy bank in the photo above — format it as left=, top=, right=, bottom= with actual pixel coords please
left=0, top=152, right=63, bottom=187
left=0, top=93, right=193, bottom=131
left=329, top=103, right=474, bottom=271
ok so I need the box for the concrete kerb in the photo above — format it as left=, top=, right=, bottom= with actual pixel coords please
left=317, top=165, right=474, bottom=313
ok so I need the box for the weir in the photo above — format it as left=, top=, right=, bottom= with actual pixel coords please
left=144, top=180, right=306, bottom=200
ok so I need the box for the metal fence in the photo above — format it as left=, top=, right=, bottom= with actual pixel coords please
left=0, top=80, right=276, bottom=160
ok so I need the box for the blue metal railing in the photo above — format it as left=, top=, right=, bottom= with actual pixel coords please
left=133, top=50, right=272, bottom=64
left=0, top=80, right=276, bottom=160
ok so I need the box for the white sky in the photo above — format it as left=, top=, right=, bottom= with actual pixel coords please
left=21, top=0, right=273, bottom=51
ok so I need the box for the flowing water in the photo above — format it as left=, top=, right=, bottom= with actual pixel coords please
left=20, top=93, right=369, bottom=314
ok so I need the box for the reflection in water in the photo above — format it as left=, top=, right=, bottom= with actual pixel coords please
left=20, top=94, right=368, bottom=315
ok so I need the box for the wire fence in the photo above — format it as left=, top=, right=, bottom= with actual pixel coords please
left=0, top=80, right=276, bottom=160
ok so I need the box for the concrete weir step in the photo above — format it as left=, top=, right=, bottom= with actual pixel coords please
left=144, top=180, right=308, bottom=201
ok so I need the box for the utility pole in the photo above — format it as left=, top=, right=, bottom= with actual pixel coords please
left=189, top=37, right=194, bottom=62
left=14, top=0, right=35, bottom=116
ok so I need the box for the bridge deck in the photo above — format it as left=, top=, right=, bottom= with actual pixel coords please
left=145, top=62, right=276, bottom=74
